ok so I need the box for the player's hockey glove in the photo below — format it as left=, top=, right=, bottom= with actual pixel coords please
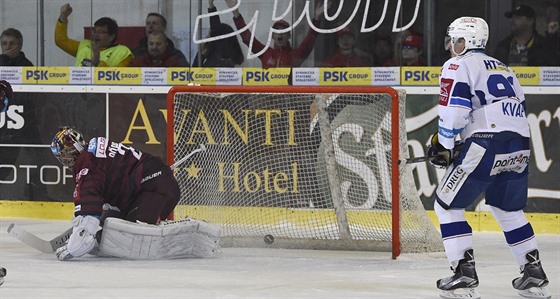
left=56, top=215, right=101, bottom=261
left=427, top=133, right=464, bottom=168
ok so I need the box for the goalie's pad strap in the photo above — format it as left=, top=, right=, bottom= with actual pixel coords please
left=99, top=217, right=222, bottom=259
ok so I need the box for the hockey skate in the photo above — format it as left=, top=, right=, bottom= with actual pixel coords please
left=512, top=249, right=550, bottom=299
left=437, top=249, right=480, bottom=299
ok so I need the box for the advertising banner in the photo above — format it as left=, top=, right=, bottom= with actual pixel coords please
left=1, top=90, right=558, bottom=214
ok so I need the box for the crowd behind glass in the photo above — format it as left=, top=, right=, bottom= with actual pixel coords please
left=0, top=0, right=558, bottom=68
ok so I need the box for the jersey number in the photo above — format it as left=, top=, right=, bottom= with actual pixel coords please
left=477, top=74, right=516, bottom=105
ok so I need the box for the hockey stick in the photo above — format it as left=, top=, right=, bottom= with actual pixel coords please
left=7, top=223, right=72, bottom=253
left=170, top=144, right=206, bottom=170
left=398, top=155, right=436, bottom=165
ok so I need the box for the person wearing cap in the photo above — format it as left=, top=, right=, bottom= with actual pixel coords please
left=494, top=4, right=558, bottom=66
left=224, top=0, right=331, bottom=68
left=322, top=27, right=370, bottom=67
left=192, top=0, right=244, bottom=67
left=372, top=33, right=394, bottom=67
left=400, top=34, right=425, bottom=66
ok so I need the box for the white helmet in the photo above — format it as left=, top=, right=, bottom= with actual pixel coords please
left=446, top=17, right=489, bottom=56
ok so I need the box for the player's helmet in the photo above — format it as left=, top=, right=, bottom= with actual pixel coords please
left=446, top=17, right=489, bottom=56
left=51, top=127, right=86, bottom=169
left=0, top=80, right=13, bottom=113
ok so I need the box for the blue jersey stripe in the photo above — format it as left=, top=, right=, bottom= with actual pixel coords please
left=439, top=126, right=463, bottom=138
left=450, top=97, right=472, bottom=108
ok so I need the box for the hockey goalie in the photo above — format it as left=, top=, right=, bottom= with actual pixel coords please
left=50, top=127, right=221, bottom=260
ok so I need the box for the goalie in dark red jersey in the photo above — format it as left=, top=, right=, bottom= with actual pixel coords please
left=50, top=127, right=181, bottom=260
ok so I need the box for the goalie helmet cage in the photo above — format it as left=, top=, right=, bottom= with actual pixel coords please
left=167, top=85, right=442, bottom=259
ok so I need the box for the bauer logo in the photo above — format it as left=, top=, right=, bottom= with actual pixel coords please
left=402, top=67, right=440, bottom=85
left=321, top=68, right=371, bottom=85
left=22, top=67, right=70, bottom=84
left=95, top=68, right=142, bottom=84
left=243, top=68, right=291, bottom=85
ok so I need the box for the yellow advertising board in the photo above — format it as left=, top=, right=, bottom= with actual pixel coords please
left=22, top=67, right=70, bottom=84
left=320, top=67, right=371, bottom=85
left=400, top=66, right=441, bottom=85
left=510, top=67, right=540, bottom=85
left=94, top=67, right=142, bottom=85
left=242, top=68, right=291, bottom=86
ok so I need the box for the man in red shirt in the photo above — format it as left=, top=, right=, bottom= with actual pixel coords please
left=225, top=0, right=331, bottom=68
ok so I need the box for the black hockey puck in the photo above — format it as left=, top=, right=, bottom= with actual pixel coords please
left=264, top=234, right=275, bottom=244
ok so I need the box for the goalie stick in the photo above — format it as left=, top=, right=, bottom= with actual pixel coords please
left=7, top=223, right=72, bottom=253
left=170, top=144, right=206, bottom=170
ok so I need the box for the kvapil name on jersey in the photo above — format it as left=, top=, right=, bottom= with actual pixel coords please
left=502, top=101, right=525, bottom=118
left=0, top=105, right=24, bottom=129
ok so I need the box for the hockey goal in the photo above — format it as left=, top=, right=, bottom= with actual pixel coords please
left=167, top=85, right=442, bottom=258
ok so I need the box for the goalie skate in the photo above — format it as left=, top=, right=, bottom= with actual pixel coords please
left=513, top=249, right=550, bottom=299
left=437, top=249, right=480, bottom=299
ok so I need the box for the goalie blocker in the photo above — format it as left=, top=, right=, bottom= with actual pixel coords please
left=99, top=217, right=222, bottom=259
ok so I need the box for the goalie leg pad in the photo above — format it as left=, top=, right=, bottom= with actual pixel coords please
left=99, top=217, right=222, bottom=259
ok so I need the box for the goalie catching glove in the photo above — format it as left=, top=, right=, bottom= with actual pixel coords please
left=427, top=133, right=464, bottom=168
left=56, top=215, right=101, bottom=261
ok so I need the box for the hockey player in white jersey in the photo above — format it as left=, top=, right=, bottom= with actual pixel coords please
left=429, top=17, right=550, bottom=299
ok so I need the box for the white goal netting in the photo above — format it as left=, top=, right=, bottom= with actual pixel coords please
left=168, top=86, right=442, bottom=256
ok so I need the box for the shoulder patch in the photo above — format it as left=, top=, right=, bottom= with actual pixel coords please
left=439, top=78, right=454, bottom=106
left=448, top=64, right=459, bottom=70
left=88, top=137, right=108, bottom=158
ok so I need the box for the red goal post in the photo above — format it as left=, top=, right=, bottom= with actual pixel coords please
left=167, top=85, right=441, bottom=259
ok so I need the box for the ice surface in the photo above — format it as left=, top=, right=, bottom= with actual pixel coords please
left=0, top=218, right=558, bottom=299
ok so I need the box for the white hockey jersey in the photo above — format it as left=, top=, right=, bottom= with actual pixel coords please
left=438, top=50, right=530, bottom=149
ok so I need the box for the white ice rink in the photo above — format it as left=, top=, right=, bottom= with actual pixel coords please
left=0, top=218, right=558, bottom=299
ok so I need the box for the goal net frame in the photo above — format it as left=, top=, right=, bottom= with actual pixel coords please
left=167, top=85, right=440, bottom=259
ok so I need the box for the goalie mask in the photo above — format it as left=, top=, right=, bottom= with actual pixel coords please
left=51, top=127, right=86, bottom=169
left=446, top=17, right=489, bottom=56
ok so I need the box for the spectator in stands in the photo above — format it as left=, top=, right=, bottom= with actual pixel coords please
left=55, top=3, right=133, bottom=67
left=0, top=28, right=33, bottom=66
left=545, top=6, right=559, bottom=65
left=224, top=0, right=331, bottom=68
left=192, top=0, right=244, bottom=67
left=372, top=33, right=394, bottom=66
left=132, top=12, right=186, bottom=63
left=322, top=27, right=370, bottom=67
left=494, top=5, right=558, bottom=66
left=400, top=34, right=425, bottom=66
left=130, top=31, right=189, bottom=67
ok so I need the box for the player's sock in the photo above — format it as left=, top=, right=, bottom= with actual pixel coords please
left=512, top=249, right=550, bottom=299
left=437, top=249, right=480, bottom=299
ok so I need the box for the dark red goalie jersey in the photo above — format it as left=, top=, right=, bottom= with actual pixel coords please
left=72, top=137, right=148, bottom=217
